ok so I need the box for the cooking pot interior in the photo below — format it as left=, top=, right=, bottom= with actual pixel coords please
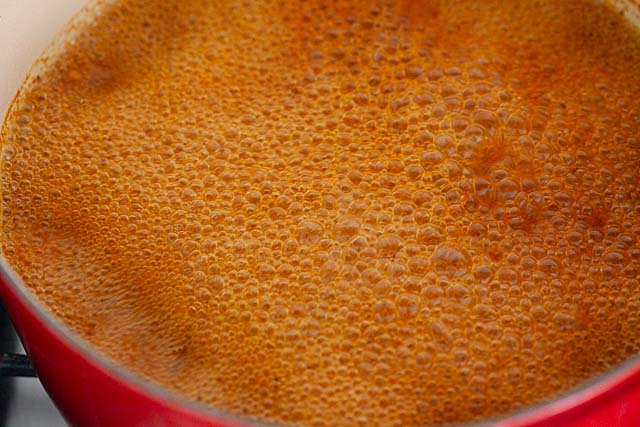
left=1, top=1, right=640, bottom=427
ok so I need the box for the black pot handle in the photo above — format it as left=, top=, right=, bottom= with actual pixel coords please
left=0, top=353, right=36, bottom=377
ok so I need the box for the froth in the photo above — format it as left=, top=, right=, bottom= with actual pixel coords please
left=2, top=0, right=640, bottom=426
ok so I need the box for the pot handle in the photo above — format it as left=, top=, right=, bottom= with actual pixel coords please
left=0, top=352, right=36, bottom=377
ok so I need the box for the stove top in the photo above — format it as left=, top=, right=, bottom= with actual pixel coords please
left=1, top=303, right=67, bottom=427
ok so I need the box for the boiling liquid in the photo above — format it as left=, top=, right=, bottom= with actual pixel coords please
left=2, top=0, right=640, bottom=425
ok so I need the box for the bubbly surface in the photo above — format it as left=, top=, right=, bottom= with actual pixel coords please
left=3, top=0, right=640, bottom=425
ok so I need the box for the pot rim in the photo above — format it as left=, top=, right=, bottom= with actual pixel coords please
left=1, top=255, right=640, bottom=427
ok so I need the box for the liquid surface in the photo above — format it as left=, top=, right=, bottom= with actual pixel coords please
left=3, top=0, right=640, bottom=425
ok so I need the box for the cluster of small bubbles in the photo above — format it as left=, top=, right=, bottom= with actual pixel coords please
left=2, top=0, right=640, bottom=426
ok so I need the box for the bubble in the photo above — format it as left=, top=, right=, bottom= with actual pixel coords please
left=420, top=150, right=444, bottom=170
left=496, top=178, right=520, bottom=201
left=405, top=66, right=423, bottom=79
left=396, top=293, right=420, bottom=319
left=256, top=263, right=276, bottom=280
left=334, top=218, right=361, bottom=242
left=417, top=226, right=444, bottom=245
left=605, top=251, right=625, bottom=267
left=374, top=299, right=396, bottom=323
left=407, top=256, right=429, bottom=274
left=429, top=320, right=452, bottom=343
left=472, top=110, right=498, bottom=129
left=446, top=284, right=470, bottom=303
left=431, top=245, right=470, bottom=277
left=554, top=312, right=575, bottom=332
left=376, top=234, right=403, bottom=256
left=347, top=169, right=363, bottom=184
left=4, top=0, right=640, bottom=425
left=299, top=221, right=324, bottom=244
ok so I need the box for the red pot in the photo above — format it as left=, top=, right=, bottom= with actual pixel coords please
left=4, top=259, right=640, bottom=427
left=1, top=1, right=640, bottom=426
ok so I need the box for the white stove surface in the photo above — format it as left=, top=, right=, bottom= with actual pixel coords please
left=1, top=305, right=67, bottom=427
left=5, top=376, right=67, bottom=427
